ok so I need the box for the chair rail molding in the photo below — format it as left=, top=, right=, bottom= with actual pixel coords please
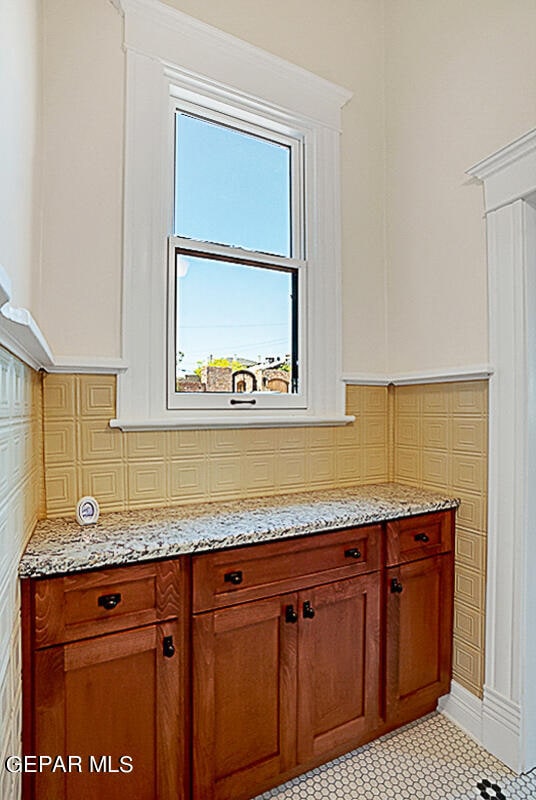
left=467, top=127, right=536, bottom=773
left=0, top=265, right=126, bottom=374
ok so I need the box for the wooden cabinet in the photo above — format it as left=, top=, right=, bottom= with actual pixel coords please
left=384, top=510, right=455, bottom=726
left=22, top=508, right=455, bottom=800
left=192, top=593, right=297, bottom=800
left=191, top=525, right=382, bottom=800
left=22, top=560, right=189, bottom=800
left=296, top=574, right=380, bottom=765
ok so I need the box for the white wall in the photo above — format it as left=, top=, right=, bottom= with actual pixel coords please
left=385, top=0, right=536, bottom=375
left=37, top=0, right=124, bottom=358
left=37, top=0, right=388, bottom=372
left=34, top=0, right=536, bottom=374
left=0, top=0, right=42, bottom=312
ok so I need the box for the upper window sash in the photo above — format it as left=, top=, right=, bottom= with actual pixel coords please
left=170, top=97, right=305, bottom=260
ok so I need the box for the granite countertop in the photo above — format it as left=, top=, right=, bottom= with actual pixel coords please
left=19, top=483, right=459, bottom=579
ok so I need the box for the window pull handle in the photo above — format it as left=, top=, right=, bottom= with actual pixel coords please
left=229, top=398, right=257, bottom=406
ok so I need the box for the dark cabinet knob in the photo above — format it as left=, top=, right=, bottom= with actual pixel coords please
left=97, top=593, right=122, bottom=610
left=344, top=548, right=362, bottom=559
left=390, top=578, right=403, bottom=594
left=163, top=635, right=175, bottom=658
left=303, top=600, right=316, bottom=619
left=224, top=570, right=243, bottom=585
left=285, top=605, right=298, bottom=623
left=414, top=532, right=430, bottom=542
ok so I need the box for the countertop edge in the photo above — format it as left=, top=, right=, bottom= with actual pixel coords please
left=19, top=485, right=460, bottom=580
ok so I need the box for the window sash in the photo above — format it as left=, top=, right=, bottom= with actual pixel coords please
left=168, top=100, right=307, bottom=412
left=170, top=97, right=305, bottom=261
left=167, top=237, right=308, bottom=411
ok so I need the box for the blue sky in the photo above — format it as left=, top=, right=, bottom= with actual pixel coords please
left=174, top=113, right=294, bottom=376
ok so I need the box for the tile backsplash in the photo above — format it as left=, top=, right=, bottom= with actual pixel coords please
left=43, top=376, right=389, bottom=515
left=393, top=381, right=488, bottom=697
left=41, top=373, right=488, bottom=698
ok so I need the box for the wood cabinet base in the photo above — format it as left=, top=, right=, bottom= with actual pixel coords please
left=22, top=510, right=455, bottom=800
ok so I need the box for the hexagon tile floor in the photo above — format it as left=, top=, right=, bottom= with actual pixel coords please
left=254, top=713, right=536, bottom=800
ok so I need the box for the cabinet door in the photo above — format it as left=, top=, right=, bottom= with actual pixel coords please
left=385, top=554, right=453, bottom=725
left=31, top=621, right=185, bottom=800
left=192, top=594, right=298, bottom=800
left=297, top=573, right=380, bottom=764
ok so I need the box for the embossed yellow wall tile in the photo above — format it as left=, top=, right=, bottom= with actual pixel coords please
left=363, top=386, right=388, bottom=414
left=45, top=466, right=78, bottom=515
left=422, top=450, right=449, bottom=485
left=450, top=382, right=487, bottom=415
left=277, top=427, right=307, bottom=451
left=243, top=453, right=277, bottom=493
left=276, top=451, right=307, bottom=488
left=422, top=418, right=448, bottom=450
left=452, top=637, right=483, bottom=696
left=127, top=462, right=166, bottom=505
left=451, top=418, right=486, bottom=455
left=208, top=429, right=243, bottom=455
left=421, top=385, right=450, bottom=414
left=455, top=528, right=486, bottom=573
left=336, top=448, right=362, bottom=483
left=455, top=564, right=485, bottom=610
left=307, top=449, right=336, bottom=485
left=306, top=426, right=336, bottom=450
left=396, top=417, right=421, bottom=448
left=43, top=375, right=76, bottom=419
left=335, top=420, right=361, bottom=447
left=239, top=428, right=278, bottom=454
left=454, top=600, right=483, bottom=648
left=345, top=385, right=363, bottom=416
left=394, top=386, right=422, bottom=416
left=451, top=454, right=486, bottom=494
left=44, top=420, right=76, bottom=465
left=363, top=415, right=387, bottom=446
left=79, top=420, right=124, bottom=462
left=456, top=492, right=486, bottom=532
left=208, top=456, right=244, bottom=495
left=394, top=447, right=421, bottom=482
left=169, top=457, right=208, bottom=499
left=78, top=375, right=116, bottom=417
left=363, top=447, right=388, bottom=481
left=126, top=431, right=167, bottom=460
left=168, top=429, right=208, bottom=456
left=82, top=464, right=126, bottom=510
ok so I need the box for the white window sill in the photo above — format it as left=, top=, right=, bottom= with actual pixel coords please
left=109, top=413, right=355, bottom=431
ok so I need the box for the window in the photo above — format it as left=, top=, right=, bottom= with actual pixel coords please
left=168, top=108, right=305, bottom=410
left=112, top=0, right=352, bottom=430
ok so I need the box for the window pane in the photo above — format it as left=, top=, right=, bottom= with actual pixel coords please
left=174, top=254, right=298, bottom=394
left=175, top=114, right=291, bottom=257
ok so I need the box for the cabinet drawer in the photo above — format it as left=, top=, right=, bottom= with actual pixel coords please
left=192, top=525, right=382, bottom=612
left=386, top=510, right=454, bottom=566
left=31, top=559, right=185, bottom=648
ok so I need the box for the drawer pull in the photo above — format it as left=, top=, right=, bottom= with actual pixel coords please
left=163, top=635, right=175, bottom=658
left=285, top=605, right=298, bottom=623
left=414, top=533, right=430, bottom=543
left=303, top=600, right=316, bottom=619
left=97, top=593, right=122, bottom=611
left=224, top=570, right=243, bottom=585
left=390, top=578, right=403, bottom=594
left=344, top=548, right=362, bottom=560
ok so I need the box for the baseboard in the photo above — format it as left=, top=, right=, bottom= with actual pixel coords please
left=438, top=680, right=483, bottom=744
left=482, top=686, right=522, bottom=773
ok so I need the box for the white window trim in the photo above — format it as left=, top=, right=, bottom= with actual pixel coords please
left=110, top=0, right=353, bottom=430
